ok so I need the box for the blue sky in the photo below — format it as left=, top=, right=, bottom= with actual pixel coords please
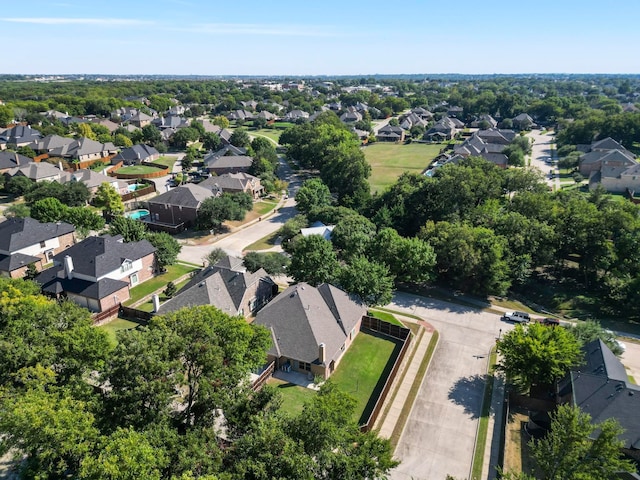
left=1, top=0, right=638, bottom=75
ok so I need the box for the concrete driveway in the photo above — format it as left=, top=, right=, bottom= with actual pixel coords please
left=388, top=292, right=513, bottom=480
left=526, top=130, right=560, bottom=190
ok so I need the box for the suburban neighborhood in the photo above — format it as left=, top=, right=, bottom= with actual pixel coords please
left=1, top=34, right=640, bottom=480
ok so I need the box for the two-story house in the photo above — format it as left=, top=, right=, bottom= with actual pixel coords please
left=0, top=218, right=76, bottom=278
left=35, top=234, right=156, bottom=313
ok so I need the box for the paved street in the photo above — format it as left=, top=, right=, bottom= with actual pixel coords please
left=388, top=292, right=512, bottom=480
left=527, top=129, right=560, bottom=190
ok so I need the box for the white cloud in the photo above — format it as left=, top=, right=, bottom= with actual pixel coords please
left=3, top=17, right=154, bottom=26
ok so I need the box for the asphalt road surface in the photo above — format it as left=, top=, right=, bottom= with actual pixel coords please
left=527, top=129, right=560, bottom=190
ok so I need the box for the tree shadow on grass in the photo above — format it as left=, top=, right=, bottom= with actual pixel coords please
left=447, top=373, right=487, bottom=419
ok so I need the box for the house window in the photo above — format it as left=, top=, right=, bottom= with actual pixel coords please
left=130, top=272, right=139, bottom=285
left=45, top=250, right=54, bottom=261
left=298, top=361, right=311, bottom=372
left=121, top=260, right=133, bottom=273
left=40, top=240, right=46, bottom=248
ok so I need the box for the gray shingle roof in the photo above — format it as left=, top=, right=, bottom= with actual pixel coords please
left=0, top=150, right=31, bottom=170
left=0, top=218, right=75, bottom=254
left=36, top=265, right=129, bottom=300
left=204, top=155, right=253, bottom=170
left=148, top=183, right=214, bottom=209
left=0, top=252, right=41, bottom=272
left=49, top=234, right=155, bottom=279
left=8, top=161, right=62, bottom=180
left=254, top=283, right=365, bottom=365
left=112, top=144, right=159, bottom=164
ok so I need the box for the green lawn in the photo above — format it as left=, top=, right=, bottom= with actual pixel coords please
left=116, top=165, right=163, bottom=175
left=123, top=263, right=198, bottom=306
left=367, top=309, right=404, bottom=326
left=97, top=318, right=141, bottom=346
left=135, top=277, right=192, bottom=312
left=331, top=331, right=403, bottom=424
left=152, top=155, right=178, bottom=170
left=364, top=142, right=443, bottom=194
left=268, top=377, right=317, bottom=417
left=251, top=129, right=281, bottom=144
left=244, top=230, right=280, bottom=251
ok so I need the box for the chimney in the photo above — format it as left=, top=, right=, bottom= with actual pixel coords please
left=318, top=343, right=326, bottom=364
left=63, top=255, right=74, bottom=279
left=152, top=294, right=160, bottom=313
left=58, top=161, right=63, bottom=171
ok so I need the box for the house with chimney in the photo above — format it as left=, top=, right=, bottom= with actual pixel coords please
left=199, top=172, right=264, bottom=199
left=0, top=218, right=76, bottom=278
left=35, top=234, right=156, bottom=313
left=146, top=183, right=217, bottom=230
left=578, top=137, right=640, bottom=193
left=0, top=125, right=41, bottom=149
left=6, top=161, right=63, bottom=182
left=155, top=255, right=277, bottom=317
left=253, top=282, right=366, bottom=380
left=111, top=144, right=160, bottom=165
left=0, top=150, right=31, bottom=173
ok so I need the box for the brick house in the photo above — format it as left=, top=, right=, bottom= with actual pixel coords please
left=146, top=183, right=215, bottom=229
left=0, top=218, right=76, bottom=278
left=253, top=283, right=366, bottom=380
left=35, top=234, right=156, bottom=313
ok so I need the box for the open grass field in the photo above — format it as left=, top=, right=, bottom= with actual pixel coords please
left=116, top=165, right=162, bottom=175
left=250, top=129, right=281, bottom=144
left=268, top=377, right=317, bottom=417
left=123, top=263, right=198, bottom=306
left=331, top=330, right=403, bottom=424
left=364, top=142, right=442, bottom=194
left=244, top=230, right=280, bottom=251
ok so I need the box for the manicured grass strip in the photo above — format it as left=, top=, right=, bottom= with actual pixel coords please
left=123, top=263, right=198, bottom=306
left=244, top=230, right=280, bottom=251
left=176, top=260, right=202, bottom=268
left=116, top=165, right=163, bottom=175
left=389, top=330, right=438, bottom=449
left=251, top=129, right=281, bottom=144
left=268, top=377, right=317, bottom=417
left=368, top=309, right=404, bottom=326
left=364, top=142, right=443, bottom=194
left=135, top=277, right=193, bottom=312
left=97, top=318, right=141, bottom=346
left=152, top=155, right=178, bottom=169
left=470, top=347, right=498, bottom=480
left=331, top=331, right=402, bottom=423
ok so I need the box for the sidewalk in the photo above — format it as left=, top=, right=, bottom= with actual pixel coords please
left=482, top=371, right=506, bottom=480
left=375, top=319, right=435, bottom=439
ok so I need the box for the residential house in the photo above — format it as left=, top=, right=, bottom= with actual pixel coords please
left=557, top=339, right=640, bottom=462
left=59, top=169, right=129, bottom=196
left=241, top=100, right=258, bottom=110
left=399, top=112, right=429, bottom=131
left=446, top=106, right=464, bottom=118
left=452, top=128, right=516, bottom=169
left=156, top=255, right=277, bottom=317
left=27, top=134, right=75, bottom=155
left=470, top=115, right=498, bottom=129
left=111, top=144, right=160, bottom=165
left=256, top=110, right=277, bottom=121
left=48, top=137, right=118, bottom=162
left=203, top=147, right=253, bottom=175
left=35, top=234, right=156, bottom=313
left=283, top=110, right=309, bottom=122
left=512, top=113, right=535, bottom=130
left=340, top=107, right=363, bottom=123
left=0, top=125, right=41, bottom=149
left=253, top=282, right=366, bottom=380
left=411, top=107, right=433, bottom=120
left=578, top=137, right=639, bottom=192
left=476, top=127, right=517, bottom=145
left=423, top=116, right=463, bottom=141
left=129, top=112, right=153, bottom=128
left=376, top=124, right=406, bottom=142
left=153, top=115, right=189, bottom=131
left=90, top=118, right=120, bottom=133
left=300, top=221, right=335, bottom=240
left=146, top=183, right=215, bottom=229
left=0, top=150, right=31, bottom=173
left=199, top=172, right=264, bottom=198
left=227, top=109, right=254, bottom=121
left=111, top=107, right=140, bottom=122
left=0, top=218, right=75, bottom=278
left=7, top=161, right=63, bottom=182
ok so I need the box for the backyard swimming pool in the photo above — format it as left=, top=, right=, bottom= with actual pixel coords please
left=127, top=183, right=146, bottom=192
left=125, top=209, right=150, bottom=220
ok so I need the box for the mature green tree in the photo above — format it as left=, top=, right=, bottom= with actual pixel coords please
left=141, top=124, right=162, bottom=145
left=25, top=180, right=89, bottom=207
left=331, top=213, right=377, bottom=260
left=197, top=193, right=252, bottom=231
left=92, top=183, right=125, bottom=215
left=0, top=382, right=99, bottom=479
left=496, top=322, right=582, bottom=392
left=369, top=228, right=437, bottom=284
left=230, top=128, right=250, bottom=148
left=295, top=178, right=332, bottom=215
left=339, top=256, right=394, bottom=306
left=288, top=235, right=340, bottom=286
left=113, top=133, right=133, bottom=147
left=146, top=232, right=181, bottom=270
left=205, top=247, right=227, bottom=266
left=279, top=214, right=308, bottom=252
left=530, top=404, right=634, bottom=480
left=419, top=221, right=511, bottom=295
left=108, top=216, right=148, bottom=242
left=569, top=320, right=624, bottom=356
left=30, top=197, right=68, bottom=223
left=16, top=146, right=36, bottom=159
left=252, top=116, right=268, bottom=130
left=0, top=104, right=14, bottom=127
left=211, top=115, right=229, bottom=129
left=170, top=127, right=200, bottom=149
left=4, top=175, right=34, bottom=196
left=202, top=131, right=221, bottom=152
left=64, top=206, right=106, bottom=237
left=79, top=428, right=167, bottom=480
left=242, top=251, right=290, bottom=275
left=3, top=203, right=30, bottom=218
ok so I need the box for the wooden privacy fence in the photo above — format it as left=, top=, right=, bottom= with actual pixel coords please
left=251, top=361, right=276, bottom=392
left=359, top=317, right=412, bottom=432
left=119, top=305, right=154, bottom=323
